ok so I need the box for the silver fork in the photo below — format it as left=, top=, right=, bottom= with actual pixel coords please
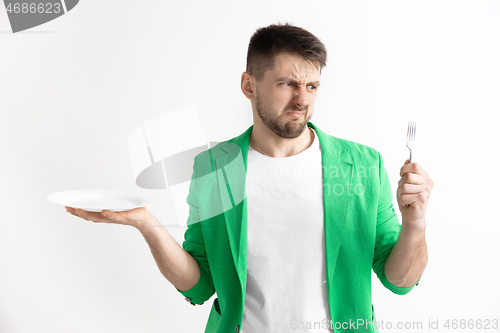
left=405, top=121, right=416, bottom=207
left=406, top=121, right=416, bottom=163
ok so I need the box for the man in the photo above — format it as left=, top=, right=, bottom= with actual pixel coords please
left=66, top=23, right=433, bottom=332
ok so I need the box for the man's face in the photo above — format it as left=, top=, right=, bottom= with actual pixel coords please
left=253, top=52, right=321, bottom=139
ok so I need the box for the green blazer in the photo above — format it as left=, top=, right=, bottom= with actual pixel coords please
left=177, top=122, right=416, bottom=333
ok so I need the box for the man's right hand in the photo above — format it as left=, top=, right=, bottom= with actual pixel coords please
left=65, top=206, right=152, bottom=230
left=65, top=205, right=201, bottom=291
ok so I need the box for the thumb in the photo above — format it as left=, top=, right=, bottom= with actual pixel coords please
left=404, top=159, right=410, bottom=165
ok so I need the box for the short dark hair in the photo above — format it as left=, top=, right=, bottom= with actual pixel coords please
left=246, top=23, right=327, bottom=81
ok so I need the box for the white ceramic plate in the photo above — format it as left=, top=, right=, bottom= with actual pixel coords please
left=47, top=189, right=159, bottom=212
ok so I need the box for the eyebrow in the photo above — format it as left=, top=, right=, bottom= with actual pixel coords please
left=275, top=76, right=321, bottom=87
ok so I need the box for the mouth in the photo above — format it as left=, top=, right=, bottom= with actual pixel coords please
left=286, top=111, right=305, bottom=118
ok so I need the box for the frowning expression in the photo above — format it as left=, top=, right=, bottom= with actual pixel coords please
left=253, top=52, right=321, bottom=138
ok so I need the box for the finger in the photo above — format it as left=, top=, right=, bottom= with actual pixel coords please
left=398, top=193, right=420, bottom=206
left=400, top=163, right=429, bottom=178
left=397, top=186, right=431, bottom=203
left=412, top=163, right=428, bottom=177
left=398, top=192, right=429, bottom=206
left=74, top=209, right=108, bottom=222
left=67, top=211, right=80, bottom=217
left=101, top=210, right=124, bottom=224
left=398, top=183, right=422, bottom=195
left=65, top=206, right=81, bottom=217
left=398, top=172, right=428, bottom=187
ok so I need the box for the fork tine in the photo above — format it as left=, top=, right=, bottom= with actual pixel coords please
left=409, top=121, right=416, bottom=141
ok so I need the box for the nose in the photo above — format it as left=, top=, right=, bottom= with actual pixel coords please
left=294, top=87, right=310, bottom=108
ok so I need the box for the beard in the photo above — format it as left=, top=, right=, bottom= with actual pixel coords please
left=255, top=92, right=312, bottom=139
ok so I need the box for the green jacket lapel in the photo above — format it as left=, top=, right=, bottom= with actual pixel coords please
left=213, top=126, right=252, bottom=291
left=308, top=123, right=354, bottom=287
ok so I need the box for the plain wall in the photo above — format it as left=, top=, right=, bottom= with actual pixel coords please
left=1, top=1, right=499, bottom=332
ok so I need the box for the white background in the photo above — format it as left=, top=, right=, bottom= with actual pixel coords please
left=1, top=1, right=499, bottom=332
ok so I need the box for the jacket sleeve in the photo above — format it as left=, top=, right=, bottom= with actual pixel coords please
left=176, top=155, right=216, bottom=304
left=372, top=152, right=418, bottom=295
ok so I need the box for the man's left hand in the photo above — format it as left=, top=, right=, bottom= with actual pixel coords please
left=397, top=160, right=434, bottom=226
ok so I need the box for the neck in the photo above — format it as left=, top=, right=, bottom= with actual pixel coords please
left=249, top=123, right=314, bottom=158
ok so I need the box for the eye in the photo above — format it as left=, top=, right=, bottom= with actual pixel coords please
left=282, top=82, right=291, bottom=86
left=307, top=84, right=317, bottom=90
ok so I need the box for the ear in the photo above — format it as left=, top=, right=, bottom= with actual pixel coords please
left=241, top=72, right=255, bottom=100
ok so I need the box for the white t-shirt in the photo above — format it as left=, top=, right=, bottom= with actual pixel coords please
left=242, top=128, right=332, bottom=332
